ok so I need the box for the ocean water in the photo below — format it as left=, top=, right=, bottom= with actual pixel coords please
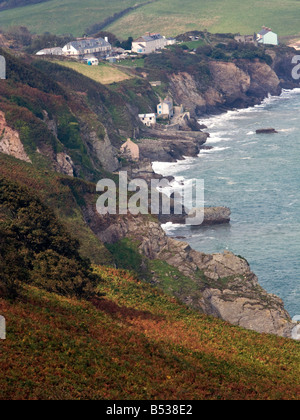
left=153, top=89, right=300, bottom=317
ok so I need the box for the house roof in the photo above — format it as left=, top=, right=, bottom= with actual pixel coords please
left=258, top=28, right=275, bottom=36
left=162, top=96, right=173, bottom=106
left=64, top=37, right=111, bottom=52
left=133, top=34, right=164, bottom=43
left=36, top=47, right=63, bottom=55
left=138, top=113, right=156, bottom=118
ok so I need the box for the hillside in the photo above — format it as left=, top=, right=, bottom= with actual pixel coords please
left=0, top=0, right=143, bottom=36
left=0, top=0, right=300, bottom=39
left=0, top=0, right=50, bottom=11
left=0, top=44, right=300, bottom=400
left=53, top=61, right=132, bottom=85
left=1, top=266, right=300, bottom=400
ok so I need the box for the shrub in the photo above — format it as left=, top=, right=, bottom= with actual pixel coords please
left=0, top=227, right=29, bottom=299
left=0, top=177, right=102, bottom=299
left=32, top=250, right=99, bottom=298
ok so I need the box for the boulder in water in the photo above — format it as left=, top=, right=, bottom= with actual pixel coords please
left=256, top=128, right=278, bottom=134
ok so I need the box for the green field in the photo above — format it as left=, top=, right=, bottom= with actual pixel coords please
left=0, top=0, right=299, bottom=39
left=54, top=61, right=132, bottom=84
left=0, top=0, right=139, bottom=36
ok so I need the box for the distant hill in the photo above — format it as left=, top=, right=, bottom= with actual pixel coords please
left=0, top=0, right=49, bottom=11
left=0, top=0, right=299, bottom=39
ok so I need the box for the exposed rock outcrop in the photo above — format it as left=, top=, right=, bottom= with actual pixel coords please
left=159, top=206, right=231, bottom=226
left=256, top=128, right=278, bottom=134
left=42, top=110, right=58, bottom=138
left=189, top=250, right=293, bottom=337
left=0, top=111, right=32, bottom=163
left=85, top=206, right=295, bottom=339
left=191, top=206, right=231, bottom=226
left=167, top=57, right=293, bottom=117
left=81, top=124, right=119, bottom=172
left=138, top=131, right=208, bottom=163
left=55, top=152, right=75, bottom=177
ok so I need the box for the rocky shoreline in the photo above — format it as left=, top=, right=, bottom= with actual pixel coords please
left=86, top=210, right=295, bottom=339
left=121, top=87, right=300, bottom=339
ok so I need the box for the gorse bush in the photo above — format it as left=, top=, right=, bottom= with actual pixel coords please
left=0, top=177, right=101, bottom=299
left=0, top=226, right=29, bottom=299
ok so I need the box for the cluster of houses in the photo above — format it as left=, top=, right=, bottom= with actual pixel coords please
left=36, top=36, right=113, bottom=65
left=36, top=32, right=177, bottom=64
left=36, top=26, right=279, bottom=65
left=234, top=27, right=278, bottom=46
left=138, top=96, right=174, bottom=127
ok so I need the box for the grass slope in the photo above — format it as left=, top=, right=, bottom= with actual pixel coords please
left=0, top=266, right=299, bottom=400
left=106, top=0, right=300, bottom=38
left=54, top=61, right=132, bottom=85
left=0, top=0, right=140, bottom=36
left=0, top=0, right=300, bottom=39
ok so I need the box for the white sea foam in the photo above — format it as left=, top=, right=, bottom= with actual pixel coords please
left=152, top=157, right=195, bottom=176
left=153, top=88, right=300, bottom=317
left=200, top=146, right=230, bottom=154
left=199, top=89, right=300, bottom=131
left=279, top=128, right=296, bottom=133
left=206, top=136, right=231, bottom=144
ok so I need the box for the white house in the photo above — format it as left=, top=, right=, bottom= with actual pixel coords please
left=138, top=113, right=157, bottom=127
left=257, top=27, right=278, bottom=46
left=132, top=33, right=169, bottom=54
left=62, top=37, right=112, bottom=58
left=157, top=97, right=174, bottom=117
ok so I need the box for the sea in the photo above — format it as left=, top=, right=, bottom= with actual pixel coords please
left=153, top=89, right=300, bottom=318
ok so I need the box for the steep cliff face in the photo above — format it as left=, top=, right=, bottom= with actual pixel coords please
left=84, top=203, right=295, bottom=339
left=0, top=111, right=32, bottom=163
left=0, top=49, right=125, bottom=179
left=80, top=124, right=119, bottom=173
left=168, top=57, right=290, bottom=117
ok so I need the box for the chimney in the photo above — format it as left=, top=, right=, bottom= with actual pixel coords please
left=104, top=36, right=109, bottom=43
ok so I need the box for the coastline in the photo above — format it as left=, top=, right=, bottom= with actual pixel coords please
left=147, top=88, right=300, bottom=338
